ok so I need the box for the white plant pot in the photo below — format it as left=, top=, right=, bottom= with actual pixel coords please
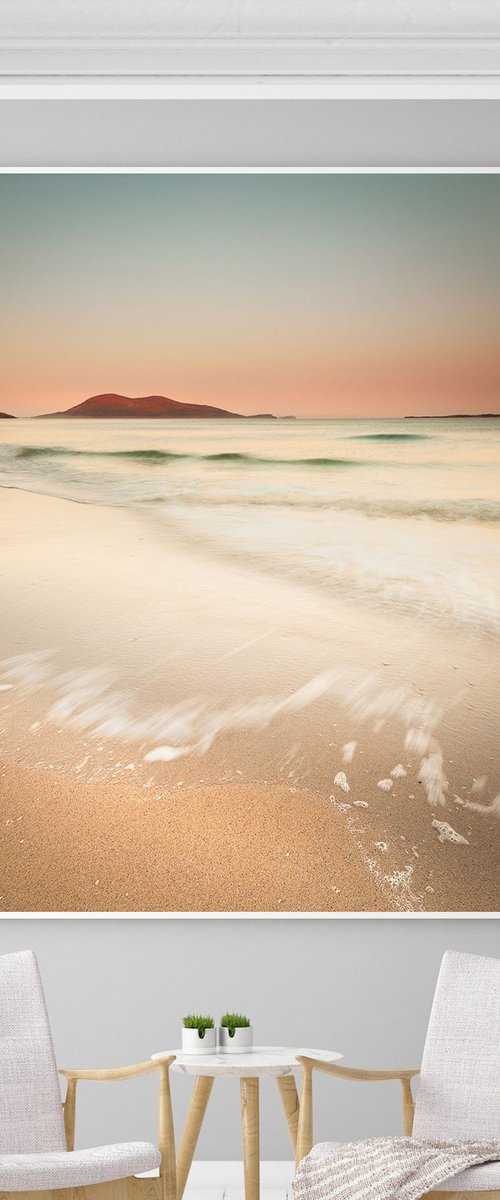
left=182, top=1027, right=216, bottom=1055
left=218, top=1026, right=253, bottom=1054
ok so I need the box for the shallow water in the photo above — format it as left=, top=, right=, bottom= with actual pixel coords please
left=1, top=416, right=499, bottom=636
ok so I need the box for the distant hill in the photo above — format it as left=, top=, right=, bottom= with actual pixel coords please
left=41, top=393, right=277, bottom=420
left=0, top=411, right=15, bottom=418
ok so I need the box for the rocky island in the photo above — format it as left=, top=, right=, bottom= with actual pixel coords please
left=41, top=393, right=278, bottom=419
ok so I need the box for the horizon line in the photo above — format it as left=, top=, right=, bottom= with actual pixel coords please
left=6, top=410, right=500, bottom=420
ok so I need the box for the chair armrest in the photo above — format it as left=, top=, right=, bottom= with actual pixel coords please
left=59, top=1054, right=177, bottom=1200
left=295, top=1057, right=420, bottom=1166
left=59, top=1054, right=175, bottom=1082
left=296, top=1056, right=419, bottom=1082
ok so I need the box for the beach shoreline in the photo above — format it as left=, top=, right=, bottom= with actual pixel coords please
left=1, top=485, right=499, bottom=913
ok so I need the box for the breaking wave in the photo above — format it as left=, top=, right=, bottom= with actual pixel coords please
left=9, top=444, right=366, bottom=469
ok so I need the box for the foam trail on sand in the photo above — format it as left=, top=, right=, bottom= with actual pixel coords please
left=391, top=764, right=407, bottom=778
left=432, top=820, right=468, bottom=845
left=454, top=793, right=500, bottom=817
left=405, top=728, right=432, bottom=755
left=419, top=744, right=448, bottom=808
left=1, top=650, right=495, bottom=822
left=144, top=745, right=189, bottom=762
left=329, top=790, right=425, bottom=911
left=341, top=741, right=357, bottom=764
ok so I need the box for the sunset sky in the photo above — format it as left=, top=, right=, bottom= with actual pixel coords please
left=2, top=172, right=500, bottom=418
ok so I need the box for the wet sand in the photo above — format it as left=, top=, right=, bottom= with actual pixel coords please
left=1, top=487, right=499, bottom=912
left=0, top=761, right=385, bottom=912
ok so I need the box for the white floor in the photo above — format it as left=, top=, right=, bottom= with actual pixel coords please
left=184, top=1161, right=295, bottom=1200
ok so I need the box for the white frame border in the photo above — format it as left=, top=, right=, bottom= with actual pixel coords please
left=1, top=163, right=498, bottom=920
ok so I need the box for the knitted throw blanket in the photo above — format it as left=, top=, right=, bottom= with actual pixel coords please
left=293, top=1137, right=500, bottom=1200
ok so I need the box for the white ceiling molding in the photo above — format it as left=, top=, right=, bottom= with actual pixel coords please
left=1, top=0, right=500, bottom=95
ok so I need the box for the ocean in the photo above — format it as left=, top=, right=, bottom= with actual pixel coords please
left=1, top=415, right=499, bottom=637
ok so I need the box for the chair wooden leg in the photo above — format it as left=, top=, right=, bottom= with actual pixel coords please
left=240, top=1077, right=260, bottom=1200
left=176, top=1075, right=214, bottom=1200
left=401, top=1078, right=415, bottom=1136
left=132, top=1177, right=166, bottom=1200
left=64, top=1078, right=77, bottom=1151
left=276, top=1076, right=300, bottom=1155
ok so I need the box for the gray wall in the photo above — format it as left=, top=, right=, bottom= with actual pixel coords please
left=1, top=93, right=499, bottom=1172
left=1, top=918, right=498, bottom=1159
left=1, top=100, right=500, bottom=166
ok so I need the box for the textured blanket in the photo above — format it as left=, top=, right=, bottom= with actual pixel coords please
left=293, top=1137, right=500, bottom=1200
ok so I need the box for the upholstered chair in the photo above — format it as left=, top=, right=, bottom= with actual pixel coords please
left=0, top=950, right=176, bottom=1200
left=296, top=950, right=500, bottom=1199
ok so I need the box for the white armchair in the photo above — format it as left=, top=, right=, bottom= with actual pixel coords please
left=296, top=950, right=500, bottom=1199
left=0, top=951, right=176, bottom=1200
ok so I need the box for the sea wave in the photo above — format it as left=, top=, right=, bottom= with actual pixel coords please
left=160, top=494, right=500, bottom=523
left=14, top=445, right=171, bottom=463
left=1, top=441, right=499, bottom=524
left=6, top=444, right=366, bottom=468
left=347, top=433, right=430, bottom=442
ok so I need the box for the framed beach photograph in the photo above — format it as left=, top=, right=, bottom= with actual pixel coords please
left=0, top=167, right=499, bottom=914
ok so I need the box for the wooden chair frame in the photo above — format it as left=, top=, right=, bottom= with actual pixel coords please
left=0, top=1055, right=176, bottom=1200
left=295, top=1056, right=500, bottom=1200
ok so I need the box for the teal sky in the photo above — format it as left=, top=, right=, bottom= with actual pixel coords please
left=2, top=172, right=500, bottom=416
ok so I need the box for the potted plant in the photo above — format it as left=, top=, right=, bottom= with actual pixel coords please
left=219, top=1013, right=253, bottom=1054
left=182, top=1015, right=216, bottom=1055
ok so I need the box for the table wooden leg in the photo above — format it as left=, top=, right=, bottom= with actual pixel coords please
left=240, top=1077, right=260, bottom=1200
left=176, top=1075, right=214, bottom=1200
left=276, top=1076, right=300, bottom=1155
left=295, top=1062, right=313, bottom=1168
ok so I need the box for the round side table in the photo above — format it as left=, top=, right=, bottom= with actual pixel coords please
left=151, top=1046, right=342, bottom=1200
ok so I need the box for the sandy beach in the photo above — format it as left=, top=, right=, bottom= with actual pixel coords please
left=1, top=482, right=499, bottom=912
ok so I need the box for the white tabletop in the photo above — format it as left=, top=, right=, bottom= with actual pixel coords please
left=151, top=1045, right=342, bottom=1077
